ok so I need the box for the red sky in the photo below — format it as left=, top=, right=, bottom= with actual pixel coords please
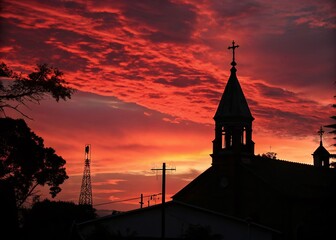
left=1, top=0, right=335, bottom=213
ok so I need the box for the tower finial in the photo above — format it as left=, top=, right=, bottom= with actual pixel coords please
left=228, top=40, right=239, bottom=66
left=317, top=126, right=325, bottom=145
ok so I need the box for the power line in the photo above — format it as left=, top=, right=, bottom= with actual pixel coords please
left=93, top=193, right=161, bottom=207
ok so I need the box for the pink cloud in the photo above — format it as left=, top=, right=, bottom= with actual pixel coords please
left=1, top=0, right=335, bottom=211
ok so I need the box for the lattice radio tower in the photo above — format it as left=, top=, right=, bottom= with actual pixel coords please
left=79, top=144, right=93, bottom=205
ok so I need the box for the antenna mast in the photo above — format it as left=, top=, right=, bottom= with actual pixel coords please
left=79, top=144, right=93, bottom=206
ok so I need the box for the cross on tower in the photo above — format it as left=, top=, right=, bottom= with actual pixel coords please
left=228, top=40, right=239, bottom=66
left=318, top=126, right=325, bottom=143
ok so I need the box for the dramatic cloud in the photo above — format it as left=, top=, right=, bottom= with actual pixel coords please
left=1, top=0, right=335, bottom=211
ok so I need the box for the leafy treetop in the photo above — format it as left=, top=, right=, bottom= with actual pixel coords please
left=0, top=62, right=75, bottom=118
left=0, top=117, right=69, bottom=208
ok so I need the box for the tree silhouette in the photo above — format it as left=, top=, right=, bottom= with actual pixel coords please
left=261, top=151, right=277, bottom=159
left=22, top=199, right=97, bottom=240
left=0, top=62, right=74, bottom=238
left=0, top=117, right=69, bottom=208
left=325, top=85, right=336, bottom=164
left=0, top=62, right=74, bottom=118
left=325, top=101, right=336, bottom=147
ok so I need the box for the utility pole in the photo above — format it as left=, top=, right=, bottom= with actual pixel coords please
left=151, top=162, right=176, bottom=239
left=139, top=193, right=144, bottom=208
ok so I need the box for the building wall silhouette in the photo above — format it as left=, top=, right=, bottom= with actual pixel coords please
left=173, top=46, right=336, bottom=240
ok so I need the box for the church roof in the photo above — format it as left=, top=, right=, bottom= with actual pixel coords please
left=313, top=144, right=330, bottom=156
left=173, top=156, right=336, bottom=211
left=214, top=66, right=254, bottom=121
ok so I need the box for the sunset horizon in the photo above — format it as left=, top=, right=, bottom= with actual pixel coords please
left=1, top=0, right=335, bottom=213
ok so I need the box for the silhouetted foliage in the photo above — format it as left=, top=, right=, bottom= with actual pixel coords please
left=0, top=117, right=69, bottom=208
left=325, top=107, right=336, bottom=148
left=22, top=199, right=97, bottom=240
left=0, top=180, right=19, bottom=239
left=261, top=151, right=277, bottom=159
left=325, top=86, right=336, bottom=166
left=0, top=62, right=74, bottom=118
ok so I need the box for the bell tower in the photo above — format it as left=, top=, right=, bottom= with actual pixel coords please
left=211, top=41, right=254, bottom=166
left=312, top=126, right=330, bottom=168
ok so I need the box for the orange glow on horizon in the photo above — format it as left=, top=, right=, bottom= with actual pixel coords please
left=1, top=0, right=335, bottom=212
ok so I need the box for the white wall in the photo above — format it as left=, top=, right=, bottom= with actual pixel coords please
left=78, top=203, right=275, bottom=240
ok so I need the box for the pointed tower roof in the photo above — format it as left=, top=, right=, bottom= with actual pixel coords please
left=313, top=144, right=330, bottom=156
left=214, top=41, right=253, bottom=121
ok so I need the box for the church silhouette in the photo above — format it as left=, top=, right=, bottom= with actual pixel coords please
left=74, top=41, right=336, bottom=240
left=173, top=41, right=336, bottom=240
